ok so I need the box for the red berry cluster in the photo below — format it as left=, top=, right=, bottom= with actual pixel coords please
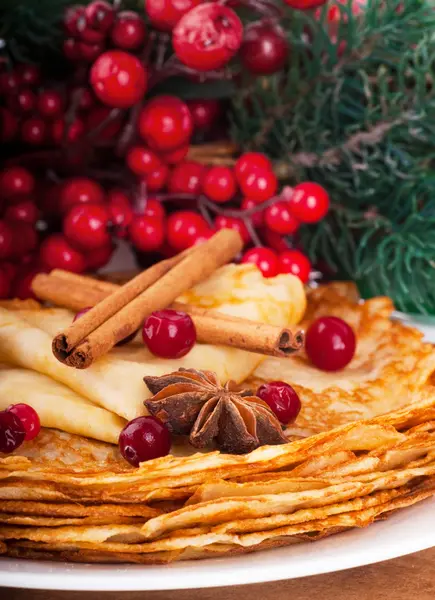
left=0, top=403, right=41, bottom=454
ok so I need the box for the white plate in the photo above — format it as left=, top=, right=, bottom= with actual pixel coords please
left=1, top=316, right=434, bottom=591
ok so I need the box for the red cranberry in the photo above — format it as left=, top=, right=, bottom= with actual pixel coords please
left=0, top=167, right=35, bottom=198
left=86, top=243, right=115, bottom=270
left=0, top=269, right=11, bottom=299
left=4, top=199, right=39, bottom=226
left=142, top=198, right=166, bottom=221
left=0, top=108, right=19, bottom=142
left=241, top=247, right=279, bottom=278
left=305, top=316, right=356, bottom=371
left=215, top=215, right=250, bottom=244
left=64, top=5, right=87, bottom=36
left=146, top=0, right=202, bottom=31
left=7, top=89, right=36, bottom=114
left=235, top=152, right=273, bottom=183
left=289, top=182, right=330, bottom=223
left=202, top=166, right=237, bottom=204
left=168, top=160, right=205, bottom=195
left=107, top=189, right=133, bottom=238
left=0, top=72, right=20, bottom=96
left=145, top=163, right=170, bottom=192
left=70, top=86, right=96, bottom=111
left=63, top=204, right=111, bottom=250
left=7, top=404, right=41, bottom=441
left=111, top=11, right=147, bottom=50
left=187, top=99, right=221, bottom=129
left=143, top=309, right=196, bottom=358
left=39, top=234, right=86, bottom=273
left=119, top=416, right=171, bottom=466
left=2, top=262, right=17, bottom=282
left=12, top=266, right=44, bottom=300
left=257, top=381, right=301, bottom=424
left=60, top=177, right=105, bottom=214
left=278, top=249, right=311, bottom=283
left=16, top=64, right=41, bottom=86
left=265, top=201, right=299, bottom=235
left=129, top=215, right=165, bottom=252
left=126, top=146, right=162, bottom=176
left=173, top=3, right=243, bottom=71
left=90, top=50, right=148, bottom=109
left=85, top=0, right=115, bottom=32
left=0, top=410, right=26, bottom=454
left=241, top=197, right=264, bottom=227
left=240, top=169, right=277, bottom=203
left=37, top=90, right=64, bottom=118
left=21, top=117, right=47, bottom=145
left=262, top=227, right=291, bottom=253
left=241, top=21, right=289, bottom=75
left=167, top=210, right=209, bottom=250
left=139, top=95, right=193, bottom=152
left=79, top=41, right=105, bottom=62
left=51, top=116, right=85, bottom=144
left=0, top=221, right=13, bottom=260
left=9, top=223, right=38, bottom=258
left=159, top=144, right=189, bottom=164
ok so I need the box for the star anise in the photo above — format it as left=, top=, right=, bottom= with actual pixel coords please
left=144, top=368, right=287, bottom=455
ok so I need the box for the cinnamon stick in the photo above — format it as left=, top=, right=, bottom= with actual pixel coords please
left=51, top=229, right=244, bottom=369
left=33, top=262, right=304, bottom=361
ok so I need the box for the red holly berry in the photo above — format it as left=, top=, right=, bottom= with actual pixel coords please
left=145, top=0, right=202, bottom=32
left=129, top=215, right=165, bottom=252
left=39, top=234, right=86, bottom=273
left=0, top=221, right=13, bottom=260
left=85, top=0, right=115, bottom=32
left=168, top=160, right=205, bottom=195
left=4, top=199, right=39, bottom=226
left=305, top=316, right=356, bottom=371
left=0, top=108, right=18, bottom=142
left=90, top=50, right=148, bottom=109
left=107, top=189, right=134, bottom=238
left=111, top=11, right=147, bottom=50
left=278, top=249, right=311, bottom=283
left=142, top=197, right=166, bottom=221
left=51, top=116, right=85, bottom=144
left=118, top=415, right=171, bottom=466
left=70, top=86, right=96, bottom=111
left=139, top=95, right=193, bottom=152
left=240, top=21, right=289, bottom=75
left=60, top=178, right=105, bottom=214
left=37, top=90, right=64, bottom=118
left=126, top=146, right=162, bottom=176
left=214, top=215, right=249, bottom=244
left=7, top=89, right=36, bottom=114
left=240, top=169, right=277, bottom=204
left=16, top=64, right=41, bottom=87
left=0, top=167, right=35, bottom=198
left=241, top=247, right=279, bottom=278
left=64, top=5, right=87, bottom=36
left=167, top=210, right=209, bottom=250
left=145, top=163, right=170, bottom=192
left=79, top=41, right=105, bottom=62
left=256, top=381, right=301, bottom=424
left=63, top=38, right=83, bottom=61
left=0, top=269, right=11, bottom=299
left=64, top=204, right=110, bottom=250
left=173, top=3, right=243, bottom=71
left=284, top=0, right=327, bottom=8
left=21, top=118, right=47, bottom=145
left=187, top=99, right=221, bottom=129
left=142, top=309, right=196, bottom=358
left=264, top=201, right=299, bottom=235
left=261, top=228, right=290, bottom=253
left=241, top=197, right=264, bottom=227
left=0, top=72, right=20, bottom=96
left=159, top=144, right=189, bottom=164
left=289, top=182, right=330, bottom=223
left=85, top=106, right=123, bottom=140
left=235, top=152, right=273, bottom=183
left=86, top=242, right=115, bottom=270
left=202, top=166, right=237, bottom=204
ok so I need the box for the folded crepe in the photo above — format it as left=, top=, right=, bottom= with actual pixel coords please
left=0, top=367, right=126, bottom=444
left=0, top=265, right=305, bottom=425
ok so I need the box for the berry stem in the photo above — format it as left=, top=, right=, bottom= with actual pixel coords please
left=155, top=33, right=170, bottom=71
left=116, top=103, right=141, bottom=156
left=86, top=108, right=122, bottom=143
